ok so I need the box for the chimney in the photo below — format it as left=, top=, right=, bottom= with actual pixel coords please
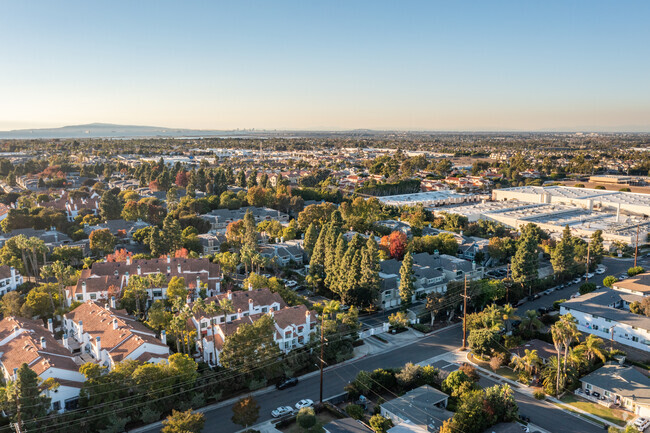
left=248, top=283, right=253, bottom=291
left=160, top=330, right=167, bottom=345
left=81, top=281, right=87, bottom=297
left=47, top=318, right=54, bottom=333
left=62, top=333, right=69, bottom=349
left=40, top=336, right=46, bottom=349
left=126, top=256, right=131, bottom=265
left=177, top=263, right=182, bottom=273
left=167, top=255, right=171, bottom=264
left=12, top=325, right=19, bottom=337
left=196, top=276, right=201, bottom=290
left=167, top=266, right=171, bottom=274
left=13, top=368, right=17, bottom=381
left=10, top=266, right=15, bottom=282
left=110, top=296, right=116, bottom=309
left=78, top=320, right=83, bottom=339
left=112, top=318, right=119, bottom=330
left=248, top=298, right=254, bottom=313
left=137, top=265, right=142, bottom=275
left=124, top=271, right=130, bottom=284
left=95, top=336, right=101, bottom=358
left=305, top=310, right=311, bottom=329
left=227, top=290, right=232, bottom=300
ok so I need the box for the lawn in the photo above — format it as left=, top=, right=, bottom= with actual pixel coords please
left=278, top=411, right=340, bottom=433
left=561, top=394, right=631, bottom=427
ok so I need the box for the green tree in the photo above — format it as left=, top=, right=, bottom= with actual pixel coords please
left=303, top=222, right=319, bottom=256
left=162, top=215, right=183, bottom=255
left=99, top=191, right=123, bottom=220
left=0, top=291, right=23, bottom=317
left=369, top=414, right=393, bottom=433
left=162, top=409, right=205, bottom=433
left=297, top=407, right=317, bottom=429
left=89, top=228, right=117, bottom=256
left=220, top=314, right=281, bottom=372
left=0, top=363, right=52, bottom=432
left=398, top=252, right=415, bottom=309
left=359, top=237, right=381, bottom=307
left=551, top=226, right=575, bottom=278
left=603, top=275, right=618, bottom=288
left=346, top=403, right=364, bottom=420
left=590, top=230, right=605, bottom=264
left=231, top=396, right=260, bottom=428
left=511, top=231, right=539, bottom=292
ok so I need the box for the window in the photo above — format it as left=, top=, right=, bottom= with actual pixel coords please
left=201, top=322, right=207, bottom=329
left=89, top=293, right=97, bottom=300
left=153, top=290, right=162, bottom=297
left=593, top=325, right=599, bottom=331
left=604, top=391, right=610, bottom=397
left=262, top=307, right=268, bottom=313
left=586, top=384, right=592, bottom=390
left=76, top=294, right=83, bottom=301
left=632, top=336, right=639, bottom=342
left=52, top=401, right=61, bottom=411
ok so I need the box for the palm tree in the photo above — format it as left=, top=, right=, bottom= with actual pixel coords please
left=580, top=334, right=607, bottom=364
left=542, top=357, right=567, bottom=396
left=550, top=322, right=565, bottom=396
left=559, top=314, right=579, bottom=378
left=512, top=349, right=542, bottom=383
left=521, top=310, right=543, bottom=334
left=501, top=303, right=519, bottom=333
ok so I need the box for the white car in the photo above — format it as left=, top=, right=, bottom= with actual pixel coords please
left=595, top=269, right=605, bottom=275
left=271, top=406, right=293, bottom=418
left=295, top=399, right=314, bottom=409
left=285, top=280, right=298, bottom=288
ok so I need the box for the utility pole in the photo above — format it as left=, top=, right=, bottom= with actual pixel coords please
left=635, top=224, right=640, bottom=268
left=505, top=263, right=511, bottom=303
left=585, top=241, right=590, bottom=284
left=14, top=385, right=22, bottom=433
left=319, top=313, right=325, bottom=403
left=461, top=275, right=469, bottom=350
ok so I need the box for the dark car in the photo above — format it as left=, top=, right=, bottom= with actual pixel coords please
left=276, top=377, right=299, bottom=390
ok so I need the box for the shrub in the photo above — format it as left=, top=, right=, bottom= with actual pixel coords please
left=579, top=283, right=597, bottom=295
left=411, top=323, right=431, bottom=333
left=552, top=299, right=567, bottom=310
left=388, top=311, right=409, bottom=330
left=490, top=354, right=505, bottom=372
left=628, top=266, right=645, bottom=277
left=369, top=414, right=393, bottom=433
left=533, top=390, right=546, bottom=400
left=297, top=407, right=316, bottom=429
left=346, top=404, right=365, bottom=420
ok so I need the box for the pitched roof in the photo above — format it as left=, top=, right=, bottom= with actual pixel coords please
left=581, top=363, right=650, bottom=406
left=64, top=301, right=168, bottom=363
left=193, top=289, right=286, bottom=319
left=382, top=385, right=452, bottom=431
left=613, top=273, right=650, bottom=294
left=562, top=288, right=650, bottom=330
left=0, top=317, right=80, bottom=377
left=272, top=305, right=315, bottom=329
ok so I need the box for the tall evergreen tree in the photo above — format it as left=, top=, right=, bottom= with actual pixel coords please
left=308, top=227, right=327, bottom=290
left=551, top=225, right=575, bottom=278
left=359, top=237, right=381, bottom=306
left=326, top=234, right=347, bottom=298
left=247, top=170, right=258, bottom=188
left=304, top=223, right=318, bottom=256
left=6, top=363, right=51, bottom=432
left=242, top=210, right=258, bottom=250
left=590, top=229, right=605, bottom=265
left=236, top=170, right=246, bottom=188
left=399, top=252, right=415, bottom=309
left=343, top=249, right=363, bottom=305
left=162, top=215, right=183, bottom=254
left=511, top=232, right=539, bottom=291
left=99, top=191, right=123, bottom=220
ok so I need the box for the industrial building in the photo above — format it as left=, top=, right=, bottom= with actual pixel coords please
left=435, top=201, right=650, bottom=247
left=377, top=190, right=484, bottom=208
left=492, top=186, right=650, bottom=216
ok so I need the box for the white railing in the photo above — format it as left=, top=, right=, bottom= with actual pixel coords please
left=359, top=323, right=390, bottom=339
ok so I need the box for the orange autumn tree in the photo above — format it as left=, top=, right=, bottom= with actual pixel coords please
left=106, top=248, right=132, bottom=262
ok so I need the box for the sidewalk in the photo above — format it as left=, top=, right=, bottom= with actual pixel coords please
left=458, top=349, right=621, bottom=430
left=130, top=323, right=460, bottom=433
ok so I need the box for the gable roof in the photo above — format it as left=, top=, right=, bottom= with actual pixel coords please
left=580, top=363, right=650, bottom=406
left=382, top=385, right=452, bottom=431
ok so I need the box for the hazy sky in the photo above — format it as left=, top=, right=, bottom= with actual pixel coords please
left=1, top=1, right=649, bottom=132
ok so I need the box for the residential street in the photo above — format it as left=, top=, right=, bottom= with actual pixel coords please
left=131, top=323, right=602, bottom=433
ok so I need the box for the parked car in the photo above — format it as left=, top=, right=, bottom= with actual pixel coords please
left=572, top=278, right=582, bottom=285
left=277, top=377, right=299, bottom=390
left=591, top=392, right=601, bottom=398
left=595, top=269, right=605, bottom=275
left=285, top=280, right=298, bottom=288
left=295, top=399, right=314, bottom=409
left=271, top=406, right=293, bottom=418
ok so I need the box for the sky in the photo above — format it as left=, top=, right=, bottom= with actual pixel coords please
left=1, top=1, right=649, bottom=132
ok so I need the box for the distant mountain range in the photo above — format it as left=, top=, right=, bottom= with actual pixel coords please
left=0, top=123, right=263, bottom=139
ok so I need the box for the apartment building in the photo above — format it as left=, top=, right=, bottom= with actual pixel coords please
left=0, top=317, right=85, bottom=412
left=0, top=265, right=23, bottom=296
left=63, top=301, right=169, bottom=370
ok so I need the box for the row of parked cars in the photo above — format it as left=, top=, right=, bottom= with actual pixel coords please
left=271, top=399, right=314, bottom=418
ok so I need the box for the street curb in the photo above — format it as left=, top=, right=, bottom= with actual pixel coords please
left=128, top=322, right=461, bottom=432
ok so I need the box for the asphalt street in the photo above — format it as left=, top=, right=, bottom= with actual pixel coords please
left=133, top=323, right=602, bottom=433
left=133, top=257, right=646, bottom=433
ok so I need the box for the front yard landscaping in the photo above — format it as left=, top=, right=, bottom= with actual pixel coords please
left=560, top=394, right=631, bottom=427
